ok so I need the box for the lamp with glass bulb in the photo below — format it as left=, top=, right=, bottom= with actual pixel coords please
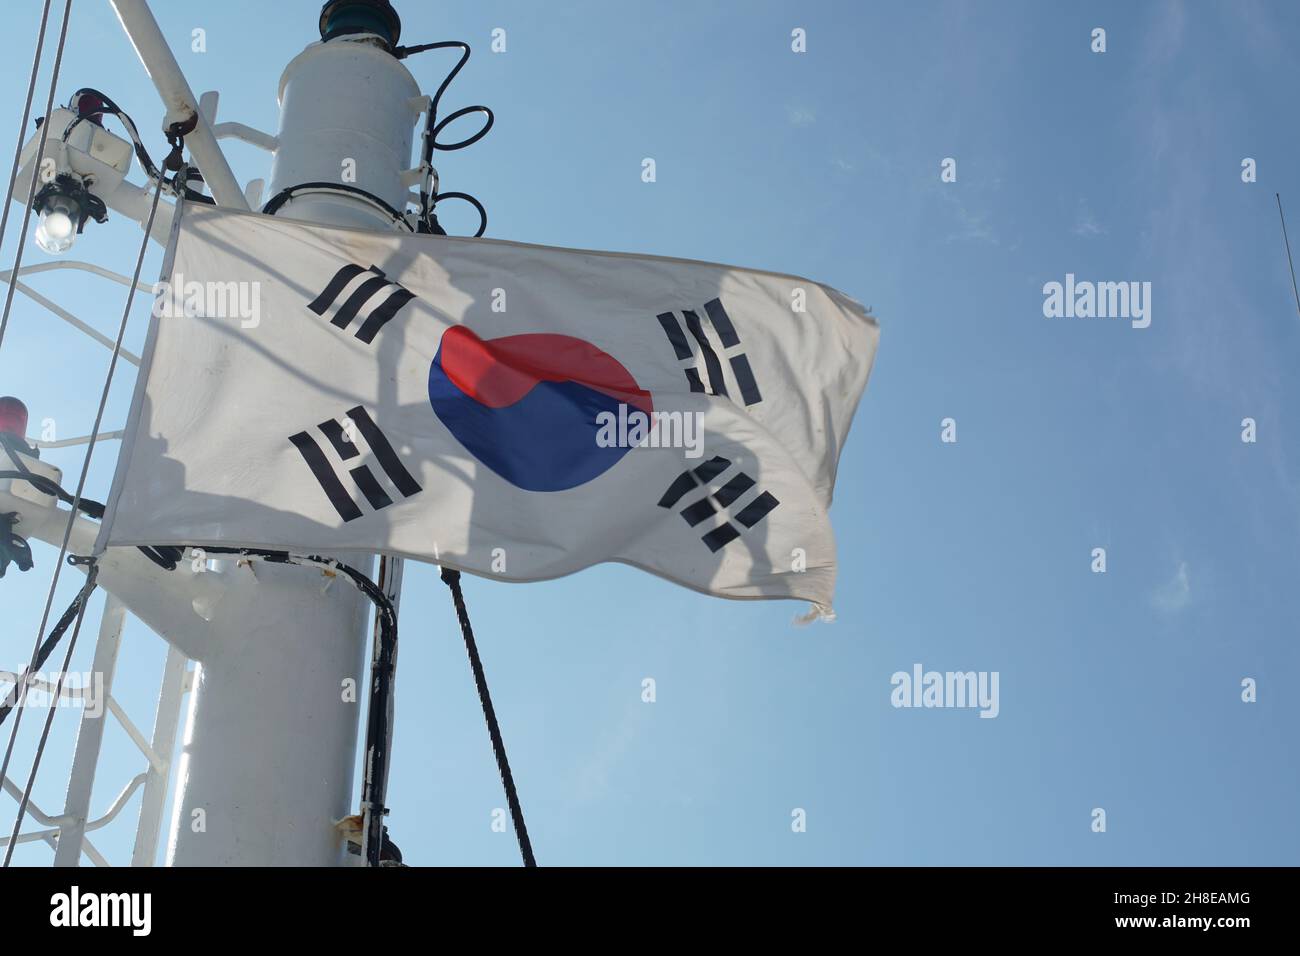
left=32, top=174, right=107, bottom=255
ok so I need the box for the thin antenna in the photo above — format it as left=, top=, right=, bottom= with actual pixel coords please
left=1276, top=193, right=1300, bottom=316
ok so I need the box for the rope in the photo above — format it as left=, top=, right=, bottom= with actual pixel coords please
left=1277, top=194, right=1300, bottom=317
left=0, top=0, right=74, bottom=355
left=0, top=568, right=97, bottom=727
left=440, top=567, right=535, bottom=867
left=0, top=0, right=54, bottom=258
left=0, top=169, right=165, bottom=866
left=1, top=560, right=96, bottom=865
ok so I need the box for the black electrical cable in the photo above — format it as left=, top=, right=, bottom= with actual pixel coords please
left=0, top=442, right=106, bottom=517
left=1, top=438, right=396, bottom=862
left=61, top=89, right=162, bottom=181
left=57, top=541, right=524, bottom=869
left=0, top=479, right=399, bottom=863
left=260, top=42, right=490, bottom=235
left=0, top=458, right=396, bottom=861
left=0, top=438, right=182, bottom=570
left=427, top=192, right=487, bottom=239
left=60, top=88, right=215, bottom=205
left=261, top=181, right=413, bottom=231
left=441, top=567, right=536, bottom=867
left=394, top=40, right=492, bottom=238
left=0, top=482, right=530, bottom=869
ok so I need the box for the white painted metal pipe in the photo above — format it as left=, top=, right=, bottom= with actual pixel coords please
left=163, top=562, right=372, bottom=866
left=52, top=597, right=126, bottom=866
left=160, top=32, right=422, bottom=867
left=98, top=168, right=176, bottom=244
left=109, top=0, right=249, bottom=210
left=213, top=122, right=279, bottom=153
left=130, top=645, right=186, bottom=866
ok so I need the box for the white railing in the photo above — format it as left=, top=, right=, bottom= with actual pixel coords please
left=0, top=241, right=197, bottom=866
left=0, top=597, right=190, bottom=866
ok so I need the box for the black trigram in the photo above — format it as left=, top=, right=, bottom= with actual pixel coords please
left=289, top=406, right=421, bottom=522
left=307, top=264, right=416, bottom=344
left=657, top=455, right=779, bottom=552
left=655, top=298, right=763, bottom=406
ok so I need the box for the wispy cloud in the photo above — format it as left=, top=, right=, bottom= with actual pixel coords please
left=1145, top=0, right=1187, bottom=69
left=1130, top=0, right=1300, bottom=537
left=786, top=106, right=816, bottom=127
left=940, top=189, right=998, bottom=245
left=573, top=700, right=644, bottom=803
left=1151, top=561, right=1191, bottom=613
left=1073, top=198, right=1106, bottom=237
left=1236, top=0, right=1284, bottom=62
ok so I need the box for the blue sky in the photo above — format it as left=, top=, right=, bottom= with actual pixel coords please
left=2, top=0, right=1298, bottom=866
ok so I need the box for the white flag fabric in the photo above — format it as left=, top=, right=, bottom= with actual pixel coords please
left=97, top=203, right=878, bottom=612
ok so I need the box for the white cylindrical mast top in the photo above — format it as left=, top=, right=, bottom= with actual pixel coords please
left=267, top=37, right=422, bottom=229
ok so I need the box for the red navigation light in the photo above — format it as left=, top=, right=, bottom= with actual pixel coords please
left=74, top=92, right=105, bottom=126
left=0, top=397, right=29, bottom=440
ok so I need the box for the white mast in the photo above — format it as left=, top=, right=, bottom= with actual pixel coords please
left=1, top=0, right=429, bottom=866
left=108, top=0, right=419, bottom=865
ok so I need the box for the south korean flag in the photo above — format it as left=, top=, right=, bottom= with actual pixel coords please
left=97, top=202, right=878, bottom=614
